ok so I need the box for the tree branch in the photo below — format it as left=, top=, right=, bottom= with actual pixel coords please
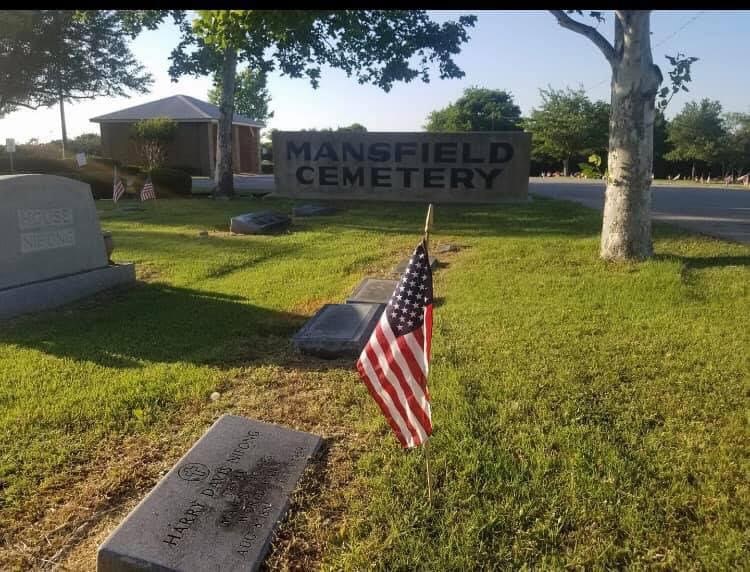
left=2, top=99, right=45, bottom=111
left=549, top=10, right=616, bottom=66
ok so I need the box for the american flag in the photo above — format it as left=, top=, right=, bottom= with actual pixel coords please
left=141, top=177, right=156, bottom=201
left=356, top=239, right=433, bottom=448
left=112, top=166, right=125, bottom=203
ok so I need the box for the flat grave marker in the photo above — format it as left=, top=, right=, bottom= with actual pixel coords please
left=98, top=414, right=323, bottom=572
left=392, top=256, right=438, bottom=275
left=346, top=278, right=398, bottom=305
left=230, top=211, right=291, bottom=235
left=436, top=243, right=460, bottom=254
left=292, top=204, right=337, bottom=217
left=292, top=303, right=384, bottom=359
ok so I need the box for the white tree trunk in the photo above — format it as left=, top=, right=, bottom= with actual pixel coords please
left=214, top=47, right=237, bottom=198
left=600, top=12, right=660, bottom=260
left=551, top=10, right=661, bottom=261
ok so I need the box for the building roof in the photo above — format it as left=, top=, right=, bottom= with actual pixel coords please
left=90, top=94, right=265, bottom=127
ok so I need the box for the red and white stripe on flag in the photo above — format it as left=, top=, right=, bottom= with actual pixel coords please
left=141, top=178, right=156, bottom=201
left=356, top=239, right=433, bottom=448
left=113, top=179, right=125, bottom=203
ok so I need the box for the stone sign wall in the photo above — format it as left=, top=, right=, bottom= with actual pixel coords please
left=0, top=174, right=109, bottom=290
left=273, top=131, right=531, bottom=203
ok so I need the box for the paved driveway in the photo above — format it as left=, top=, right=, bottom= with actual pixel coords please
left=530, top=179, right=750, bottom=245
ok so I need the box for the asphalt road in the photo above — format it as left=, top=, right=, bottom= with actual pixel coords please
left=530, top=179, right=750, bottom=245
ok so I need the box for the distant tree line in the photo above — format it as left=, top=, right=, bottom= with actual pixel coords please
left=259, top=124, right=368, bottom=165
left=424, top=86, right=750, bottom=181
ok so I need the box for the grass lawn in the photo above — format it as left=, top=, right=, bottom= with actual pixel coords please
left=0, top=196, right=748, bottom=570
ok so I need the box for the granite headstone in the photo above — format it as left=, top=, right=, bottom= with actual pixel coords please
left=229, top=211, right=291, bottom=235
left=0, top=174, right=135, bottom=319
left=292, top=303, right=384, bottom=359
left=98, top=414, right=323, bottom=572
left=346, top=278, right=398, bottom=305
left=0, top=174, right=109, bottom=290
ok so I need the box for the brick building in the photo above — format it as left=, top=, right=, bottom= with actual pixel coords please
left=90, top=95, right=264, bottom=176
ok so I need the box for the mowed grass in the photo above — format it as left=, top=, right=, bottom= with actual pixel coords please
left=0, top=196, right=748, bottom=570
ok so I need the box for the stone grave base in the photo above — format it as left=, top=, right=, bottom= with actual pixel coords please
left=0, top=264, right=136, bottom=320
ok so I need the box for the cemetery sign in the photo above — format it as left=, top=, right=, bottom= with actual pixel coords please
left=273, top=131, right=531, bottom=203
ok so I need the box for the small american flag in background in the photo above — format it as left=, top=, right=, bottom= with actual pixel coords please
left=141, top=177, right=156, bottom=201
left=356, top=239, right=433, bottom=448
left=112, top=166, right=125, bottom=203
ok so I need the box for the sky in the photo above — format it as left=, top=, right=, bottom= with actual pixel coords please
left=2, top=10, right=749, bottom=143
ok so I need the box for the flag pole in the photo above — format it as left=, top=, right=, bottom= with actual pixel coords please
left=423, top=203, right=434, bottom=252
left=425, top=439, right=432, bottom=504
left=423, top=202, right=434, bottom=505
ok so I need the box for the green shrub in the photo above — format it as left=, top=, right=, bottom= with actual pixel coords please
left=70, top=133, right=102, bottom=155
left=0, top=155, right=73, bottom=173
left=172, top=164, right=205, bottom=177
left=63, top=172, right=113, bottom=200
left=260, top=160, right=274, bottom=174
left=14, top=142, right=63, bottom=160
left=150, top=167, right=192, bottom=196
left=130, top=117, right=178, bottom=170
left=578, top=153, right=603, bottom=179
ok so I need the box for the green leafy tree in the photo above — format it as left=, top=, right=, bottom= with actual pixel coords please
left=69, top=132, right=101, bottom=155
left=0, top=11, right=155, bottom=158
left=550, top=11, right=699, bottom=260
left=424, top=87, right=522, bottom=132
left=130, top=117, right=178, bottom=170
left=525, top=87, right=609, bottom=176
left=260, top=128, right=276, bottom=162
left=652, top=109, right=671, bottom=178
left=337, top=123, right=368, bottom=132
left=0, top=11, right=52, bottom=118
left=665, top=99, right=726, bottom=179
left=167, top=10, right=477, bottom=197
left=720, top=112, right=750, bottom=179
left=208, top=67, right=273, bottom=123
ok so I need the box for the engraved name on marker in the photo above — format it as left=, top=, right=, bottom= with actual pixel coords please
left=17, top=208, right=77, bottom=254
left=20, top=228, right=76, bottom=253
left=17, top=207, right=74, bottom=230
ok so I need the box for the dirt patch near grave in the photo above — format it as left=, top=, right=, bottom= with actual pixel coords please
left=1, top=359, right=372, bottom=571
